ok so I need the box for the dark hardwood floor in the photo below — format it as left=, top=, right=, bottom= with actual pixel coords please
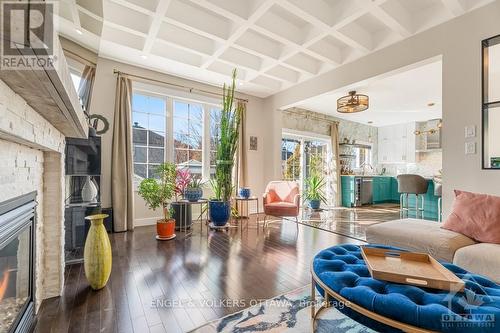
left=35, top=217, right=363, bottom=333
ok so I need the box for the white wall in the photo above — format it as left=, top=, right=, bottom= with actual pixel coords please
left=0, top=79, right=66, bottom=308
left=89, top=58, right=275, bottom=222
left=265, top=1, right=500, bottom=216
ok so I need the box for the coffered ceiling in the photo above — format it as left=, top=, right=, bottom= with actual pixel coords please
left=56, top=0, right=494, bottom=97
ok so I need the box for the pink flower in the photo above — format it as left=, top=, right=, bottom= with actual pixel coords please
left=175, top=168, right=191, bottom=196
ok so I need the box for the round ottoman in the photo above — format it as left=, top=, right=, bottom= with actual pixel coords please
left=311, top=244, right=500, bottom=333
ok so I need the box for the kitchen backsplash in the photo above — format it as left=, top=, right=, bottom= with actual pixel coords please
left=378, top=150, right=442, bottom=177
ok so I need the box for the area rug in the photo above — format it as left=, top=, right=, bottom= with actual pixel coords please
left=190, top=285, right=374, bottom=333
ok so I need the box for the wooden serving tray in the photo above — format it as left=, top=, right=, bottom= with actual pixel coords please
left=361, top=246, right=465, bottom=291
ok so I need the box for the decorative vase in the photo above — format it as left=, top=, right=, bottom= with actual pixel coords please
left=209, top=200, right=231, bottom=226
left=238, top=187, right=251, bottom=199
left=81, top=176, right=98, bottom=202
left=184, top=188, right=203, bottom=202
left=84, top=214, right=112, bottom=290
left=156, top=219, right=176, bottom=240
left=309, top=199, right=321, bottom=210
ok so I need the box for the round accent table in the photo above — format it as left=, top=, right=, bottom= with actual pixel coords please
left=233, top=196, right=260, bottom=232
left=311, top=244, right=500, bottom=333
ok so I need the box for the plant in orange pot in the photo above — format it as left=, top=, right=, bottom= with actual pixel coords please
left=138, top=163, right=177, bottom=240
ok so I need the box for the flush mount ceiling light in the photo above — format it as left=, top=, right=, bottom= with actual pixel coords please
left=337, top=91, right=369, bottom=113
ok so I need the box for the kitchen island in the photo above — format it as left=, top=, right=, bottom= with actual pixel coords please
left=341, top=175, right=440, bottom=221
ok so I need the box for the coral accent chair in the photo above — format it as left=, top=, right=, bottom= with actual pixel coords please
left=262, top=181, right=301, bottom=229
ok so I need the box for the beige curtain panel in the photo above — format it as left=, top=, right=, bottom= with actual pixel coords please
left=112, top=75, right=135, bottom=232
left=331, top=123, right=342, bottom=206
left=77, top=65, right=96, bottom=113
left=237, top=101, right=248, bottom=189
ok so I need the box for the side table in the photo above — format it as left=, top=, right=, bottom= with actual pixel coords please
left=233, top=196, right=259, bottom=230
left=175, top=199, right=208, bottom=239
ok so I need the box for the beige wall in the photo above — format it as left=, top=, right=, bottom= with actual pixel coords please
left=265, top=1, right=500, bottom=217
left=89, top=58, right=275, bottom=222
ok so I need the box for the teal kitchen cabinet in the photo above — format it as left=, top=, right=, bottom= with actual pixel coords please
left=391, top=177, right=401, bottom=202
left=341, top=176, right=355, bottom=207
left=373, top=177, right=392, bottom=203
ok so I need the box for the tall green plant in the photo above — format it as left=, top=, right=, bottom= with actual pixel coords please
left=213, top=69, right=243, bottom=202
left=304, top=174, right=327, bottom=204
left=138, top=163, right=176, bottom=221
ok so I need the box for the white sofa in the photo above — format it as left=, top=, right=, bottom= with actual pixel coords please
left=366, top=219, right=500, bottom=283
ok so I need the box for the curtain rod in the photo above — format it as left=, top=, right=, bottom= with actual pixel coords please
left=282, top=109, right=339, bottom=124
left=113, top=69, right=249, bottom=103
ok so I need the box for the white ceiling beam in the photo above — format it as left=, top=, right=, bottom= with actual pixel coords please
left=200, top=0, right=278, bottom=70
left=69, top=0, right=81, bottom=28
left=143, top=0, right=172, bottom=53
left=102, top=20, right=148, bottom=38
left=440, top=0, right=466, bottom=16
left=189, top=0, right=246, bottom=24
left=108, top=0, right=154, bottom=16
left=163, top=17, right=226, bottom=43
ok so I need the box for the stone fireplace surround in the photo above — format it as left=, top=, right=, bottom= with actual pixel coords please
left=0, top=78, right=66, bottom=310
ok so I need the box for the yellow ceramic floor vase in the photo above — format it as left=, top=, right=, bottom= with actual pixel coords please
left=84, top=214, right=112, bottom=290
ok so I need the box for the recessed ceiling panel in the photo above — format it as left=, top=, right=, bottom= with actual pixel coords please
left=157, top=23, right=218, bottom=55
left=256, top=4, right=320, bottom=45
left=220, top=47, right=263, bottom=71
left=235, top=29, right=285, bottom=60
left=104, top=1, right=151, bottom=34
left=165, top=0, right=235, bottom=40
left=101, top=25, right=145, bottom=51
left=79, top=11, right=103, bottom=36
left=151, top=43, right=204, bottom=67
left=124, top=0, right=160, bottom=12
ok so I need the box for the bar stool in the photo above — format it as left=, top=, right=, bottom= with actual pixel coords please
left=397, top=174, right=429, bottom=219
left=434, top=181, right=442, bottom=222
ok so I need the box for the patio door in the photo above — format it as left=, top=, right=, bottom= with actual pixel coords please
left=281, top=131, right=331, bottom=207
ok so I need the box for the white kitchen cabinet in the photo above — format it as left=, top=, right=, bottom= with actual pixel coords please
left=378, top=122, right=416, bottom=164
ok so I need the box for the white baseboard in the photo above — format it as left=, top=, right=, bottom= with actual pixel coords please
left=134, top=216, right=161, bottom=227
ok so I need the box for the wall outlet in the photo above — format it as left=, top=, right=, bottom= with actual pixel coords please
left=465, top=141, right=476, bottom=154
left=465, top=126, right=476, bottom=138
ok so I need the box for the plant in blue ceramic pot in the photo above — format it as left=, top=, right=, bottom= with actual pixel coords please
left=304, top=174, right=327, bottom=210
left=209, top=69, right=243, bottom=227
left=184, top=177, right=204, bottom=202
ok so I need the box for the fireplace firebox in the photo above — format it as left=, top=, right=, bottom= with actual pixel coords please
left=0, top=192, right=37, bottom=333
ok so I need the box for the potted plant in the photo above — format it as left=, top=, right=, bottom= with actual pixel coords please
left=138, top=163, right=177, bottom=240
left=172, top=168, right=193, bottom=230
left=304, top=174, right=327, bottom=210
left=209, top=69, right=243, bottom=227
left=184, top=177, right=204, bottom=202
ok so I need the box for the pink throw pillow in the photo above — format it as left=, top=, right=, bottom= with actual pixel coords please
left=442, top=190, right=500, bottom=244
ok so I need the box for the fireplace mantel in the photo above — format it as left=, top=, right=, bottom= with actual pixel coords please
left=0, top=36, right=87, bottom=139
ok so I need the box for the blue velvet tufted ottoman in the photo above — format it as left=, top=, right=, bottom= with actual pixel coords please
left=311, top=244, right=500, bottom=333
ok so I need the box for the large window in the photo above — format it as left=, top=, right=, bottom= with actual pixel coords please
left=132, top=91, right=220, bottom=183
left=173, top=101, right=203, bottom=177
left=132, top=93, right=167, bottom=180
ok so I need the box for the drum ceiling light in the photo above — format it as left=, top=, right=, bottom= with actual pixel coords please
left=337, top=91, right=369, bottom=113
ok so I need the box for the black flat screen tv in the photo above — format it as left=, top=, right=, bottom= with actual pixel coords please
left=65, top=136, right=101, bottom=175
